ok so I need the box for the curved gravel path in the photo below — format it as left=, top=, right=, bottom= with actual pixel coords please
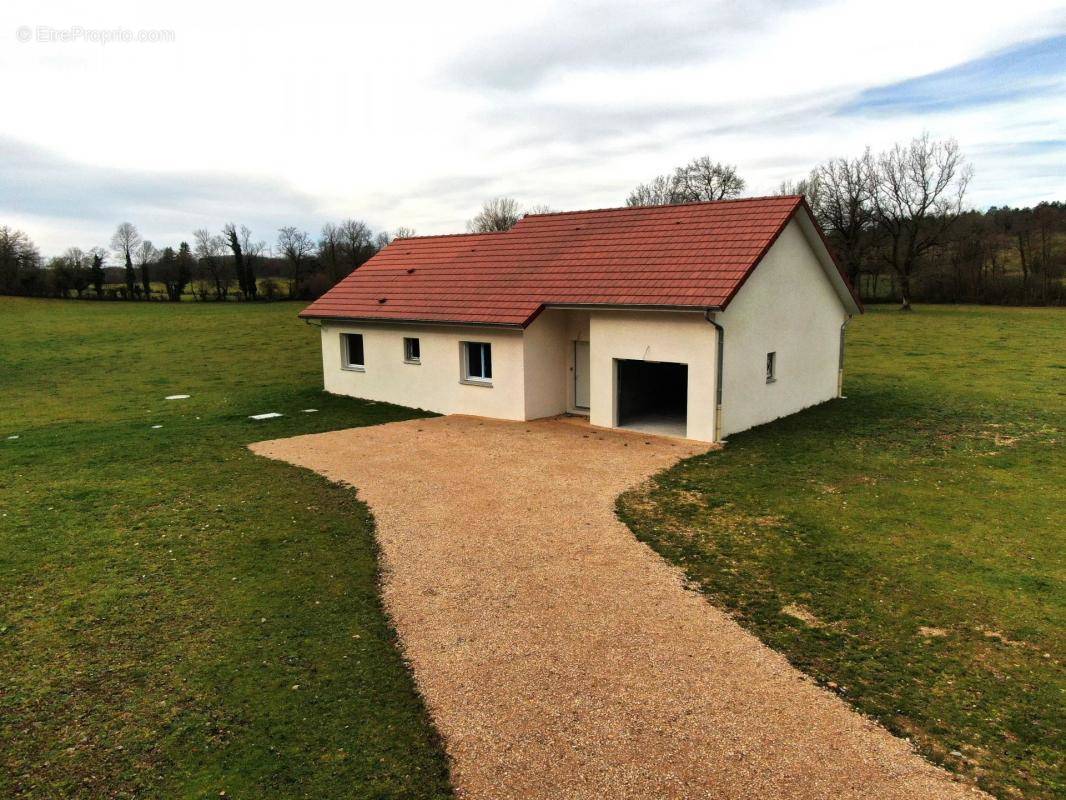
left=251, top=415, right=984, bottom=800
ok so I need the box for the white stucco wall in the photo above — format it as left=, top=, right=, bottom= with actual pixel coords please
left=522, top=310, right=592, bottom=417
left=320, top=322, right=526, bottom=420
left=716, top=218, right=849, bottom=438
left=315, top=218, right=849, bottom=442
left=521, top=310, right=569, bottom=420
left=587, top=311, right=718, bottom=442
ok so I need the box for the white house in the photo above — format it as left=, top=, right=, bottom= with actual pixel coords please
left=301, top=196, right=863, bottom=443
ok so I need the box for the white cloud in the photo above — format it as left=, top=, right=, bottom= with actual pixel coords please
left=0, top=0, right=1064, bottom=254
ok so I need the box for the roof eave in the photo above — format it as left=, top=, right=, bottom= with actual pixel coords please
left=297, top=311, right=526, bottom=330
left=301, top=303, right=725, bottom=330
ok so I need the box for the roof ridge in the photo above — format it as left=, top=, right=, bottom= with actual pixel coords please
left=300, top=193, right=850, bottom=327
left=392, top=230, right=512, bottom=242
left=521, top=194, right=804, bottom=219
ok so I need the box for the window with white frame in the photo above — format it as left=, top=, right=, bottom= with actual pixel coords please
left=342, top=333, right=364, bottom=370
left=403, top=337, right=421, bottom=364
left=766, top=351, right=776, bottom=383
left=462, top=341, right=492, bottom=383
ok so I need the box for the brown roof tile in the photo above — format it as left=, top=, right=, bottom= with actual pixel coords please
left=300, top=195, right=848, bottom=326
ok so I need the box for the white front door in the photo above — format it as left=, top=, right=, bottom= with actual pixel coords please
left=574, top=340, right=590, bottom=409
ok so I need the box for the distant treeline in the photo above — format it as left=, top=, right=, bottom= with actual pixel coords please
left=621, top=137, right=1065, bottom=308
left=2, top=134, right=1063, bottom=306
left=854, top=204, right=1066, bottom=306
left=0, top=220, right=396, bottom=302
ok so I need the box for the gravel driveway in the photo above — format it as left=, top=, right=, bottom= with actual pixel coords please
left=251, top=415, right=983, bottom=800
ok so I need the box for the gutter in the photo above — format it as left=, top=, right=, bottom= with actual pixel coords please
left=704, top=311, right=725, bottom=443
left=838, top=316, right=851, bottom=398
left=300, top=315, right=524, bottom=331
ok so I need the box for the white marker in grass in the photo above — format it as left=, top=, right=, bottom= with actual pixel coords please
left=249, top=412, right=283, bottom=420
left=165, top=394, right=190, bottom=400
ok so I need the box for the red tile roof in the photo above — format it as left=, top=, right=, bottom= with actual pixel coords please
left=301, top=195, right=851, bottom=327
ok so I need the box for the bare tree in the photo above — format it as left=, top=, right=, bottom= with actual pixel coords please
left=64, top=247, right=86, bottom=268
left=671, top=157, right=745, bottom=202
left=277, top=226, right=316, bottom=298
left=110, top=222, right=141, bottom=299
left=47, top=255, right=77, bottom=297
left=318, top=222, right=345, bottom=284
left=337, top=219, right=377, bottom=272
left=627, top=157, right=745, bottom=207
left=872, top=134, right=973, bottom=311
left=239, top=225, right=264, bottom=299
left=63, top=248, right=91, bottom=297
left=1032, top=203, right=1064, bottom=303
left=135, top=240, right=158, bottom=299
left=524, top=205, right=556, bottom=216
left=221, top=223, right=261, bottom=298
left=0, top=227, right=41, bottom=295
left=776, top=174, right=823, bottom=211
left=392, top=226, right=418, bottom=239
left=626, top=175, right=675, bottom=207
left=194, top=228, right=230, bottom=300
left=809, top=152, right=876, bottom=291
left=467, top=197, right=522, bottom=232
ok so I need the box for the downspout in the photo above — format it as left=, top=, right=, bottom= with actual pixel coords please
left=838, top=316, right=851, bottom=398
left=705, top=311, right=724, bottom=443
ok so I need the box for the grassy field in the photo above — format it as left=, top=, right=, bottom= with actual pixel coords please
left=0, top=298, right=451, bottom=799
left=619, top=305, right=1064, bottom=799
left=1, top=300, right=1062, bottom=799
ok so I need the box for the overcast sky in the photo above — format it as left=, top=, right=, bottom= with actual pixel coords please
left=2, top=0, right=1065, bottom=255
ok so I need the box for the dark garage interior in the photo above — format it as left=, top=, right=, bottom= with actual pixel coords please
left=616, top=359, right=687, bottom=436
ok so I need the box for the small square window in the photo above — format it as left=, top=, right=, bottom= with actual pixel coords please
left=766, top=351, right=776, bottom=383
left=462, top=341, right=492, bottom=383
left=403, top=337, right=421, bottom=363
left=342, top=333, right=364, bottom=369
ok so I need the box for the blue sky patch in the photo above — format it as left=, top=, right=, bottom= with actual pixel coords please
left=841, top=35, right=1066, bottom=115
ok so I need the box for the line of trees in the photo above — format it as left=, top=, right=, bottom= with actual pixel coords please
left=0, top=219, right=404, bottom=302
left=623, top=135, right=1063, bottom=308
left=782, top=135, right=1064, bottom=307
left=2, top=133, right=1062, bottom=306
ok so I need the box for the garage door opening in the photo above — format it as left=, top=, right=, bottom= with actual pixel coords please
left=616, top=359, right=687, bottom=437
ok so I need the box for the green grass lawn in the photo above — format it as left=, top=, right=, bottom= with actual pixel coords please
left=0, top=298, right=451, bottom=799
left=619, top=305, right=1065, bottom=800
left=2, top=299, right=1062, bottom=800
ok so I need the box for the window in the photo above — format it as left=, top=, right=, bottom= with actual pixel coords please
left=766, top=351, right=776, bottom=383
left=403, top=337, right=421, bottom=364
left=462, top=341, right=492, bottom=383
left=342, top=333, right=364, bottom=370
